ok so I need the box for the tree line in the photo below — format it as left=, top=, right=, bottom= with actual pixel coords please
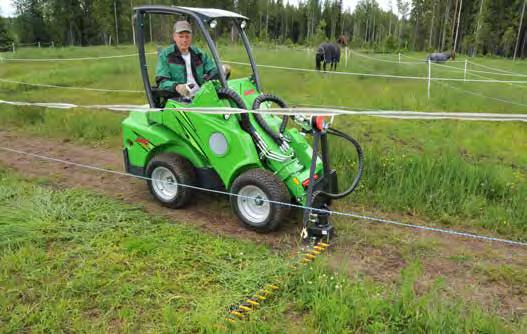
left=0, top=0, right=525, bottom=58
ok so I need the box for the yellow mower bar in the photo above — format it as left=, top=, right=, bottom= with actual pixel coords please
left=230, top=311, right=244, bottom=318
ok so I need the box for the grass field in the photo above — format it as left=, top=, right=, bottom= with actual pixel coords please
left=0, top=44, right=526, bottom=331
left=1, top=44, right=525, bottom=240
left=0, top=170, right=524, bottom=333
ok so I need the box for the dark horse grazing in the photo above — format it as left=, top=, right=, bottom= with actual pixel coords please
left=316, top=36, right=347, bottom=71
left=426, top=51, right=456, bottom=63
left=316, top=43, right=340, bottom=71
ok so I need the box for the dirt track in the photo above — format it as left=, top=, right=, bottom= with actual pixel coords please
left=0, top=129, right=525, bottom=316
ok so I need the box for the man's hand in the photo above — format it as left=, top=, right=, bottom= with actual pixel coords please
left=222, top=64, right=231, bottom=76
left=202, top=64, right=231, bottom=82
left=223, top=64, right=231, bottom=79
left=175, top=84, right=191, bottom=97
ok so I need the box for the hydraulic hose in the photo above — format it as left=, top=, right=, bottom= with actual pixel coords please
left=216, top=87, right=255, bottom=137
left=251, top=94, right=289, bottom=146
left=313, top=127, right=364, bottom=201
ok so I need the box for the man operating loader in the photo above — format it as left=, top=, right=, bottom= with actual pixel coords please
left=156, top=20, right=228, bottom=98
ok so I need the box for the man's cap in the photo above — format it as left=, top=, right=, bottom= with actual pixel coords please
left=174, top=21, right=192, bottom=33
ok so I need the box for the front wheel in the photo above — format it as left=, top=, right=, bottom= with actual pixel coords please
left=146, top=153, right=195, bottom=208
left=230, top=169, right=290, bottom=233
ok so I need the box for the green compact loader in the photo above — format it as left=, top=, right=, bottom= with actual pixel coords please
left=123, top=5, right=363, bottom=241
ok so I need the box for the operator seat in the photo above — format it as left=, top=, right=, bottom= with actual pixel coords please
left=151, top=87, right=175, bottom=108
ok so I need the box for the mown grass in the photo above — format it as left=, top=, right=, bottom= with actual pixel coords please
left=0, top=170, right=290, bottom=332
left=0, top=170, right=524, bottom=333
left=0, top=44, right=526, bottom=241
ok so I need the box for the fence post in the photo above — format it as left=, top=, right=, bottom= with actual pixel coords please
left=345, top=46, right=348, bottom=67
left=428, top=59, right=431, bottom=99
left=398, top=52, right=401, bottom=64
left=38, top=41, right=41, bottom=48
left=51, top=41, right=54, bottom=48
left=12, top=42, right=15, bottom=53
left=464, top=59, right=468, bottom=82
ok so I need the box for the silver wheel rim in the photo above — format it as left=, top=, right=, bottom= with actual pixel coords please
left=237, top=185, right=271, bottom=225
left=151, top=166, right=179, bottom=201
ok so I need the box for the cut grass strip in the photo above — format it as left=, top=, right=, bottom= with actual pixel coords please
left=0, top=171, right=524, bottom=333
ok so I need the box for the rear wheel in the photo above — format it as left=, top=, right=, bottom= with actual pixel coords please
left=230, top=169, right=290, bottom=233
left=146, top=153, right=195, bottom=208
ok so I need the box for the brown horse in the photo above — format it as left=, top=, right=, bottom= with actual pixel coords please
left=337, top=35, right=348, bottom=46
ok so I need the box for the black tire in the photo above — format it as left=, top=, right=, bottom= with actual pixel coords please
left=146, top=153, right=195, bottom=209
left=230, top=169, right=290, bottom=233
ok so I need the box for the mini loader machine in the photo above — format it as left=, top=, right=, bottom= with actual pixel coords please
left=122, top=5, right=363, bottom=241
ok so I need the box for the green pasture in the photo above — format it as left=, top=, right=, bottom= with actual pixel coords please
left=0, top=44, right=525, bottom=240
left=1, top=43, right=527, bottom=111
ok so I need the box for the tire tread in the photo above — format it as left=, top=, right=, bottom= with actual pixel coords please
left=230, top=169, right=290, bottom=232
left=146, top=153, right=195, bottom=208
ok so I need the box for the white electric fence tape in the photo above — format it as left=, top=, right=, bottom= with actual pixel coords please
left=2, top=51, right=157, bottom=62
left=1, top=99, right=526, bottom=122
left=222, top=60, right=527, bottom=84
left=2, top=52, right=527, bottom=85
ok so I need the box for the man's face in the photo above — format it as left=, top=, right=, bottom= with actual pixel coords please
left=173, top=31, right=192, bottom=52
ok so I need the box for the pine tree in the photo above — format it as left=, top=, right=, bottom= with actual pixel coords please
left=0, top=17, right=14, bottom=51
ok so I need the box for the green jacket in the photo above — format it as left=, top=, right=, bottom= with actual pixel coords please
left=155, top=44, right=217, bottom=93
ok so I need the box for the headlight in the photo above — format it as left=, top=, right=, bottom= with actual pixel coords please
left=209, top=132, right=228, bottom=156
left=240, top=20, right=247, bottom=29
left=209, top=19, right=218, bottom=29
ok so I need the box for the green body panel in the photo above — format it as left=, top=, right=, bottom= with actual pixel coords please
left=122, top=111, right=207, bottom=169
left=226, top=78, right=260, bottom=108
left=122, top=77, right=323, bottom=204
left=162, top=81, right=262, bottom=188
